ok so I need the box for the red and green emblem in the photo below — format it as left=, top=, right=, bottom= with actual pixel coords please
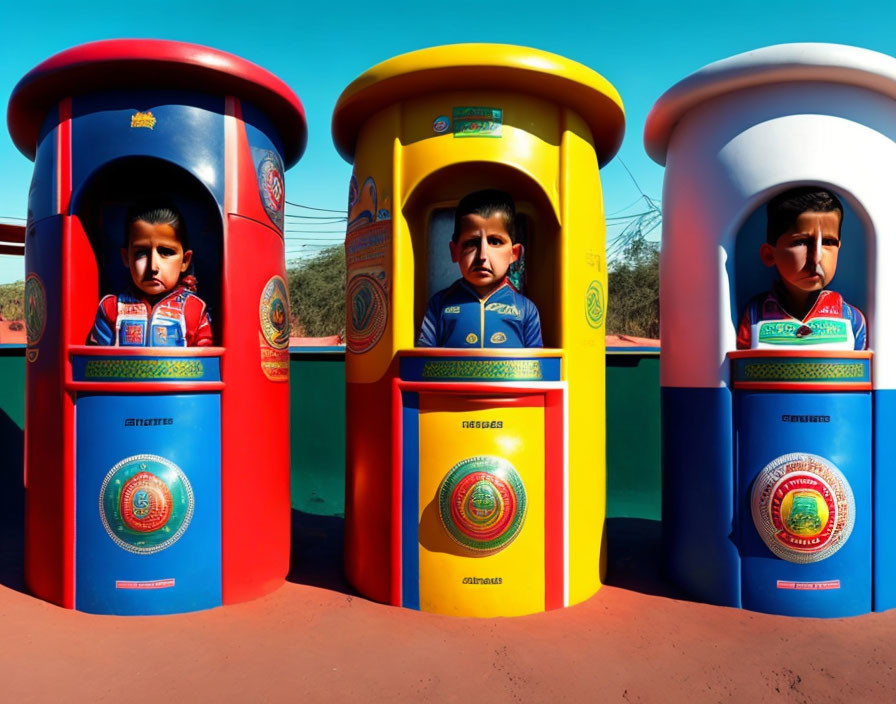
left=257, top=150, right=285, bottom=230
left=100, top=454, right=194, bottom=554
left=438, top=456, right=527, bottom=555
left=751, top=453, right=855, bottom=563
left=24, top=273, right=47, bottom=346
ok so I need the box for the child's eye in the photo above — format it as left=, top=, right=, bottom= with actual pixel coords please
left=157, top=247, right=177, bottom=257
left=488, top=236, right=505, bottom=246
left=823, top=237, right=840, bottom=247
left=134, top=249, right=149, bottom=259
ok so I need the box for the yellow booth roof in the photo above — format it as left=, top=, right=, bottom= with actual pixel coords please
left=332, top=43, right=625, bottom=166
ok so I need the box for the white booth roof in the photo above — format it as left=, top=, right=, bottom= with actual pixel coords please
left=644, top=43, right=896, bottom=165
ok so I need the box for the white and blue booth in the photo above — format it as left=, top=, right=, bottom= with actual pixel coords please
left=644, top=43, right=896, bottom=617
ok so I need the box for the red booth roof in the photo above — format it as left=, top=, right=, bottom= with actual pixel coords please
left=7, top=39, right=307, bottom=167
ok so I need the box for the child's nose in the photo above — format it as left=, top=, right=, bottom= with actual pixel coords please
left=150, top=249, right=161, bottom=271
left=810, top=235, right=823, bottom=265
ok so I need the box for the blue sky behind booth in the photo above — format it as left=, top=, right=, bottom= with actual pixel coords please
left=2, top=0, right=896, bottom=283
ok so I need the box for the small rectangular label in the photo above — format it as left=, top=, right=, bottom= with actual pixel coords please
left=116, top=578, right=176, bottom=590
left=777, top=579, right=840, bottom=591
left=452, top=107, right=502, bottom=138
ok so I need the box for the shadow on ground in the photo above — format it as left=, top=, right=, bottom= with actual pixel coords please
left=0, top=409, right=25, bottom=593
left=287, top=510, right=356, bottom=596
left=605, top=517, right=686, bottom=600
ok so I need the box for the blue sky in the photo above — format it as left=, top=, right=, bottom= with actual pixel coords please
left=2, top=0, right=896, bottom=283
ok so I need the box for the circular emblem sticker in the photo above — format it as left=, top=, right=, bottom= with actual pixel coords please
left=24, top=273, right=47, bottom=345
left=346, top=274, right=388, bottom=354
left=751, top=453, right=855, bottom=564
left=585, top=280, right=604, bottom=329
left=259, top=275, right=290, bottom=350
left=257, top=151, right=285, bottom=229
left=438, top=456, right=527, bottom=555
left=99, top=454, right=194, bottom=554
left=433, top=115, right=450, bottom=134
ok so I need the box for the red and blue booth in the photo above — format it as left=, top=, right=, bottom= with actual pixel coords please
left=644, top=43, right=896, bottom=617
left=8, top=40, right=306, bottom=614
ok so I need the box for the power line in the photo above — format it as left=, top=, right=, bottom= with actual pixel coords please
left=285, top=200, right=346, bottom=214
left=284, top=214, right=347, bottom=221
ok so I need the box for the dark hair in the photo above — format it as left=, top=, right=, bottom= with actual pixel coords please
left=766, top=187, right=843, bottom=244
left=125, top=202, right=187, bottom=248
left=453, top=189, right=516, bottom=243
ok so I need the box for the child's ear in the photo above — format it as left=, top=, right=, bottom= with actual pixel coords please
left=181, top=249, right=193, bottom=271
left=759, top=242, right=777, bottom=268
left=449, top=240, right=459, bottom=263
left=121, top=248, right=129, bottom=267
left=512, top=243, right=522, bottom=262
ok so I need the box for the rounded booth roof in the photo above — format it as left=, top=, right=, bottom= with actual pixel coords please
left=7, top=39, right=308, bottom=167
left=644, top=43, right=896, bottom=165
left=332, top=43, right=625, bottom=166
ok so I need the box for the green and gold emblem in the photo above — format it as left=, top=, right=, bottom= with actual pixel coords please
left=259, top=275, right=290, bottom=350
left=585, top=280, right=605, bottom=329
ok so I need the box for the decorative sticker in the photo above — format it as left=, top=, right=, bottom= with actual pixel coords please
left=757, top=319, right=849, bottom=346
left=256, top=150, right=285, bottom=231
left=259, top=276, right=290, bottom=349
left=345, top=173, right=392, bottom=355
left=585, top=280, right=605, bottom=329
left=452, top=107, right=502, bottom=138
left=346, top=273, right=388, bottom=354
left=751, top=452, right=855, bottom=564
left=130, top=111, right=157, bottom=130
left=25, top=273, right=46, bottom=349
left=438, top=455, right=527, bottom=555
left=433, top=115, right=450, bottom=134
left=259, top=275, right=290, bottom=382
left=99, top=454, right=194, bottom=555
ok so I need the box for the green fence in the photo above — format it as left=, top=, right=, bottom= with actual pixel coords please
left=0, top=348, right=661, bottom=522
left=606, top=353, right=661, bottom=520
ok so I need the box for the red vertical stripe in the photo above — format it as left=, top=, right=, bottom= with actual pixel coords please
left=57, top=97, right=75, bottom=608
left=220, top=96, right=291, bottom=603
left=390, top=378, right=403, bottom=606
left=544, top=389, right=564, bottom=610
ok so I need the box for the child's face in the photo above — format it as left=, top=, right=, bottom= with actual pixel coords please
left=760, top=210, right=841, bottom=297
left=449, top=213, right=521, bottom=297
left=121, top=219, right=192, bottom=297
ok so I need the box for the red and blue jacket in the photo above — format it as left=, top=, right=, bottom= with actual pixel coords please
left=88, top=286, right=213, bottom=347
left=736, top=288, right=866, bottom=350
left=417, top=278, right=542, bottom=348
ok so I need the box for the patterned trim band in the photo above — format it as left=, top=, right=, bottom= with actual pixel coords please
left=421, top=360, right=543, bottom=381
left=83, top=358, right=206, bottom=380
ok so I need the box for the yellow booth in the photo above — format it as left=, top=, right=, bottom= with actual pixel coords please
left=332, top=44, right=625, bottom=616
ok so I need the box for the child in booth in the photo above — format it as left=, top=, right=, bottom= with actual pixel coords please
left=417, top=189, right=542, bottom=348
left=88, top=202, right=213, bottom=347
left=737, top=186, right=867, bottom=350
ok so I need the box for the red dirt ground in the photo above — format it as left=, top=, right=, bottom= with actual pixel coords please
left=1, top=518, right=894, bottom=704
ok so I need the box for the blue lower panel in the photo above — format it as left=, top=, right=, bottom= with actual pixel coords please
left=401, top=393, right=420, bottom=610
left=76, top=393, right=222, bottom=614
left=874, top=389, right=896, bottom=612
left=662, top=387, right=740, bottom=607
left=735, top=391, right=871, bottom=617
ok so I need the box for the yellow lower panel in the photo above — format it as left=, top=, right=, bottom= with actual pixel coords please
left=417, top=394, right=545, bottom=617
